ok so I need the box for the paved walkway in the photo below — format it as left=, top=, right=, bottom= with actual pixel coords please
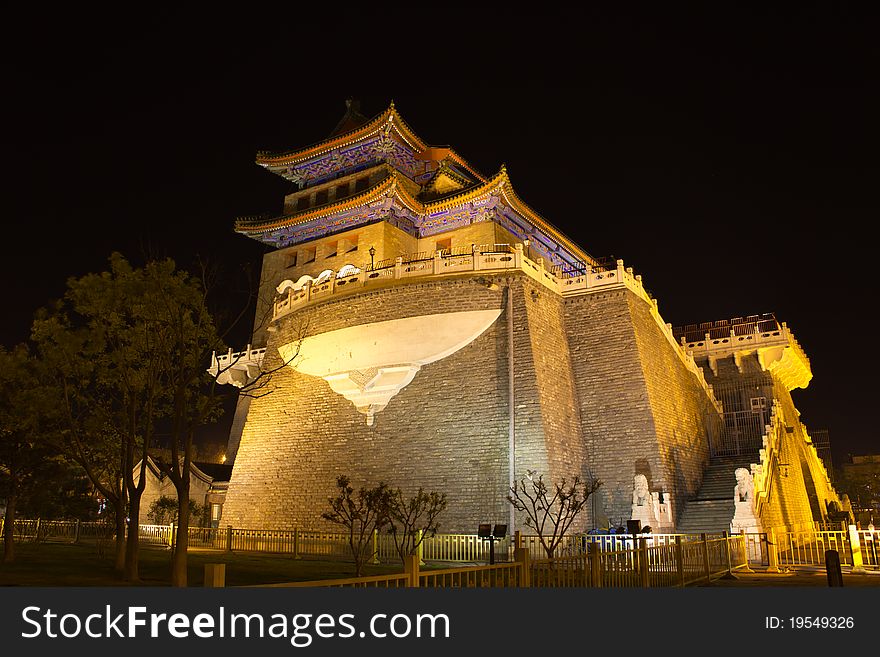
left=704, top=566, right=880, bottom=587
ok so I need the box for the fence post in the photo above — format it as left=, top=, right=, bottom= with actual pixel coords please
left=639, top=537, right=649, bottom=587
left=739, top=530, right=755, bottom=572
left=514, top=547, right=531, bottom=587
left=370, top=529, right=379, bottom=565
left=589, top=541, right=602, bottom=588
left=825, top=550, right=844, bottom=586
left=35, top=517, right=41, bottom=542
left=767, top=529, right=780, bottom=573
left=0, top=517, right=3, bottom=539
left=169, top=523, right=176, bottom=550
left=225, top=525, right=233, bottom=552
left=404, top=554, right=420, bottom=587
left=293, top=528, right=301, bottom=559
left=722, top=530, right=733, bottom=577
left=514, top=530, right=522, bottom=549
left=700, top=533, right=711, bottom=585
left=74, top=519, right=81, bottom=544
left=204, top=563, right=226, bottom=588
left=848, top=524, right=866, bottom=574
left=675, top=536, right=685, bottom=587
left=416, top=529, right=425, bottom=566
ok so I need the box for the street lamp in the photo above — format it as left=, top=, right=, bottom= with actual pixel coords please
left=523, top=238, right=530, bottom=260
left=369, top=245, right=376, bottom=270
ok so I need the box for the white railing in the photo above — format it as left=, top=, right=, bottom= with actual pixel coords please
left=517, top=532, right=714, bottom=560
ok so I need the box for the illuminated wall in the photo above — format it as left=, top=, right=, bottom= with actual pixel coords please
left=222, top=257, right=720, bottom=532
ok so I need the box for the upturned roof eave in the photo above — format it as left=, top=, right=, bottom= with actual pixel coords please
left=255, top=103, right=427, bottom=166
left=238, top=164, right=594, bottom=265
left=255, top=104, right=488, bottom=185
left=235, top=171, right=414, bottom=235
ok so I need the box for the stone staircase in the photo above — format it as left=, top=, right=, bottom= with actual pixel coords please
left=677, top=455, right=758, bottom=534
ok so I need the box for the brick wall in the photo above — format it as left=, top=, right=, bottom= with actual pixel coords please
left=564, top=290, right=661, bottom=525
left=627, top=295, right=714, bottom=519
left=223, top=276, right=515, bottom=533
left=563, top=289, right=716, bottom=526
left=761, top=385, right=823, bottom=532
left=224, top=271, right=719, bottom=534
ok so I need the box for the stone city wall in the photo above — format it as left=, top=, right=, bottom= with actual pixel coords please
left=563, top=289, right=716, bottom=526
left=223, top=276, right=519, bottom=533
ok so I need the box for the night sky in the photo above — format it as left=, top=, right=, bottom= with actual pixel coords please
left=3, top=8, right=877, bottom=464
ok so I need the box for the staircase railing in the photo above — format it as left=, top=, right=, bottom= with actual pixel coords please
left=752, top=400, right=783, bottom=520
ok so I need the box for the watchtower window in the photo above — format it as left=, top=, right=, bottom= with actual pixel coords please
left=302, top=247, right=316, bottom=264
left=335, top=183, right=349, bottom=200
left=315, top=190, right=328, bottom=206
left=355, top=177, right=369, bottom=193
left=296, top=196, right=310, bottom=211
left=346, top=235, right=359, bottom=253
left=325, top=241, right=338, bottom=258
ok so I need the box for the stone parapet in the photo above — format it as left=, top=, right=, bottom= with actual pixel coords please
left=265, top=242, right=720, bottom=413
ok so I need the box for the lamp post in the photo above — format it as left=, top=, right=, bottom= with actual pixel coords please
left=478, top=523, right=508, bottom=565
left=369, top=245, right=376, bottom=270
left=523, top=238, right=530, bottom=260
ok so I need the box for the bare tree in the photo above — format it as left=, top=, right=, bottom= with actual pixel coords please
left=386, top=487, right=447, bottom=564
left=507, top=470, right=601, bottom=558
left=322, top=475, right=392, bottom=577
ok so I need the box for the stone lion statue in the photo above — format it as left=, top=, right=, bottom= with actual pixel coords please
left=632, top=474, right=651, bottom=506
left=734, top=468, right=754, bottom=503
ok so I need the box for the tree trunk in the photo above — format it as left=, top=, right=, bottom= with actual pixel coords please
left=113, top=498, right=126, bottom=574
left=124, top=488, right=143, bottom=582
left=171, top=491, right=189, bottom=587
left=2, top=491, right=17, bottom=563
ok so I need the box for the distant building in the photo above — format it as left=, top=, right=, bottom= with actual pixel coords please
left=840, top=454, right=880, bottom=515
left=133, top=456, right=232, bottom=527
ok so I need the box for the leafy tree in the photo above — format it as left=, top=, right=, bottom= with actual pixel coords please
left=834, top=464, right=880, bottom=518
left=386, top=487, right=447, bottom=564
left=32, top=311, right=130, bottom=573
left=0, top=345, right=60, bottom=562
left=147, top=495, right=204, bottom=526
left=15, top=459, right=98, bottom=521
left=33, top=252, right=296, bottom=585
left=148, top=256, right=306, bottom=586
left=507, top=470, right=601, bottom=558
left=32, top=255, right=169, bottom=581
left=322, top=475, right=392, bottom=576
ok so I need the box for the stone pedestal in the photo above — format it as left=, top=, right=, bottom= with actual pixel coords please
left=632, top=493, right=675, bottom=533
left=730, top=468, right=761, bottom=534
left=731, top=500, right=762, bottom=534
left=631, top=500, right=659, bottom=532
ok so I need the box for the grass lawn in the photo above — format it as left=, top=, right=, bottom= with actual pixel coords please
left=0, top=540, right=427, bottom=587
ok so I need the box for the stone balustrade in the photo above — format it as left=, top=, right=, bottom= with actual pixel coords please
left=270, top=244, right=655, bottom=321
left=751, top=400, right=783, bottom=519
left=208, top=345, right=267, bottom=388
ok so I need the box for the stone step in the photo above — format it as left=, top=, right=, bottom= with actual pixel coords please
left=693, top=455, right=760, bottom=500
left=676, top=499, right=735, bottom=534
left=675, top=454, right=761, bottom=532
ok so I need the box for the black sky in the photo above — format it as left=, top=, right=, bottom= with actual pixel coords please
left=3, top=7, right=878, bottom=464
